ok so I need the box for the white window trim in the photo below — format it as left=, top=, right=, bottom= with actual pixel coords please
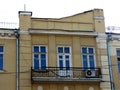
left=81, top=47, right=96, bottom=68
left=57, top=46, right=72, bottom=68
left=32, top=45, right=48, bottom=69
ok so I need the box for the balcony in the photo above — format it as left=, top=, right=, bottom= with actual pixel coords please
left=31, top=67, right=102, bottom=84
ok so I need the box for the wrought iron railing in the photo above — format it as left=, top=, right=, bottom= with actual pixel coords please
left=31, top=67, right=102, bottom=80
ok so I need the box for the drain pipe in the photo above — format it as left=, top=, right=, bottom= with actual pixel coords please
left=106, top=33, right=114, bottom=90
left=14, top=29, right=19, bottom=90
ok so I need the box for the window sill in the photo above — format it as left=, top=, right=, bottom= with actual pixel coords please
left=0, top=70, right=6, bottom=73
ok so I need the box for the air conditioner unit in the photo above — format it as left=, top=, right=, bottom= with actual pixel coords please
left=86, top=70, right=96, bottom=77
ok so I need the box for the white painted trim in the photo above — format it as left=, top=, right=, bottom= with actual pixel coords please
left=0, top=30, right=14, bottom=34
left=57, top=46, right=72, bottom=68
left=0, top=36, right=15, bottom=39
left=19, top=30, right=29, bottom=34
left=81, top=47, right=96, bottom=68
left=32, top=45, right=48, bottom=69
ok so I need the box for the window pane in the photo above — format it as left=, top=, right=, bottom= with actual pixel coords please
left=0, top=54, right=3, bottom=70
left=34, top=54, right=39, bottom=69
left=0, top=46, right=3, bottom=52
left=59, top=55, right=63, bottom=70
left=59, top=55, right=63, bottom=60
left=40, top=54, right=46, bottom=70
left=66, top=60, right=70, bottom=70
left=34, top=46, right=39, bottom=52
left=88, top=48, right=94, bottom=54
left=41, top=46, right=46, bottom=53
left=64, top=47, right=70, bottom=53
left=34, top=54, right=39, bottom=60
left=118, top=61, right=120, bottom=73
left=41, top=60, right=46, bottom=70
left=118, top=58, right=120, bottom=73
left=0, top=54, right=3, bottom=60
left=0, top=60, right=3, bottom=70
left=59, top=60, right=63, bottom=70
left=82, top=55, right=88, bottom=69
left=82, top=47, right=87, bottom=54
left=117, top=50, right=120, bottom=56
left=65, top=55, right=70, bottom=70
left=41, top=54, right=46, bottom=60
left=34, top=54, right=39, bottom=70
left=65, top=55, right=69, bottom=60
left=58, top=47, right=63, bottom=53
left=89, top=55, right=95, bottom=69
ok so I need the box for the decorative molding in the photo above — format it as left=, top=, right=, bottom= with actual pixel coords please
left=19, top=30, right=29, bottom=34
left=29, top=29, right=98, bottom=37
left=94, top=16, right=104, bottom=20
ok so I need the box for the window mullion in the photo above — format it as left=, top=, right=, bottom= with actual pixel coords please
left=63, top=54, right=65, bottom=68
left=87, top=48, right=89, bottom=69
left=87, top=54, right=90, bottom=69
left=39, top=53, right=41, bottom=69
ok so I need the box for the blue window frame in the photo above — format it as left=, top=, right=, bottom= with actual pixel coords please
left=117, top=49, right=120, bottom=73
left=82, top=47, right=95, bottom=69
left=0, top=46, right=3, bottom=70
left=33, top=45, right=47, bottom=70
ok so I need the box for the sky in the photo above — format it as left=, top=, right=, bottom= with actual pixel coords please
left=0, top=0, right=120, bottom=31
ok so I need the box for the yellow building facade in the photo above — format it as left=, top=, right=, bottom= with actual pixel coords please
left=0, top=9, right=115, bottom=90
left=18, top=9, right=109, bottom=90
left=0, top=29, right=16, bottom=90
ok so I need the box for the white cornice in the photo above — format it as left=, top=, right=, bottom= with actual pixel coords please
left=19, top=30, right=29, bottom=34
left=0, top=30, right=14, bottom=34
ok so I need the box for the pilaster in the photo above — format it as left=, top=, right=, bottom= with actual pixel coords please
left=96, top=35, right=111, bottom=90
